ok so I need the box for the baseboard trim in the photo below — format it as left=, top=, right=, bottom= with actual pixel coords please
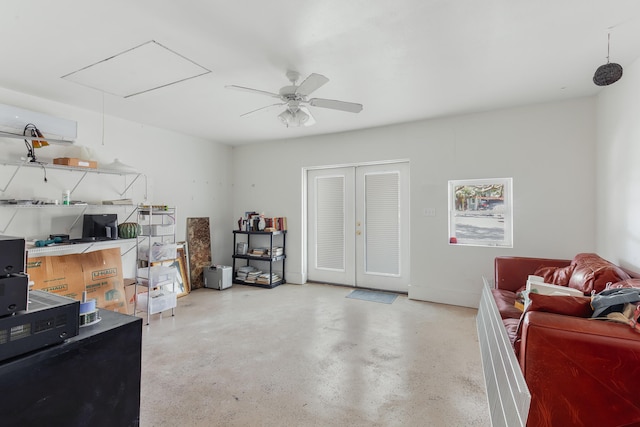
left=286, top=272, right=305, bottom=285
left=409, top=284, right=481, bottom=309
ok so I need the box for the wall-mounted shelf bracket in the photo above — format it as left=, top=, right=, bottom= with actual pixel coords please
left=0, top=208, right=20, bottom=233
left=0, top=163, right=22, bottom=193
left=0, top=160, right=143, bottom=196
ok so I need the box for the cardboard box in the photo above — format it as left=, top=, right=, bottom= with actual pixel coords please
left=124, top=278, right=144, bottom=315
left=27, top=248, right=127, bottom=313
left=53, top=157, right=98, bottom=169
left=26, top=253, right=84, bottom=300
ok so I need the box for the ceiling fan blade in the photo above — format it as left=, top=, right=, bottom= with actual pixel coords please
left=295, top=73, right=329, bottom=96
left=309, top=98, right=363, bottom=113
left=240, top=103, right=285, bottom=117
left=226, top=85, right=281, bottom=98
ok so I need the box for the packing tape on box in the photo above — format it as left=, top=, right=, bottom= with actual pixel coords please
left=79, top=298, right=95, bottom=314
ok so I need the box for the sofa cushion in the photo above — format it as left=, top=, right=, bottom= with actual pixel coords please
left=609, top=278, right=640, bottom=289
left=491, top=288, right=523, bottom=319
left=526, top=292, right=593, bottom=317
left=502, top=318, right=520, bottom=351
left=568, top=253, right=631, bottom=294
left=533, top=264, right=576, bottom=287
left=512, top=293, right=594, bottom=357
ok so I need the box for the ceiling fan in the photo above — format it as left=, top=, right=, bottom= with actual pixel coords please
left=226, top=71, right=363, bottom=127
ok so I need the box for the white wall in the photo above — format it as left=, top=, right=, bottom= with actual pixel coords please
left=596, top=57, right=640, bottom=273
left=232, top=97, right=597, bottom=307
left=1, top=86, right=600, bottom=305
left=0, top=87, right=234, bottom=278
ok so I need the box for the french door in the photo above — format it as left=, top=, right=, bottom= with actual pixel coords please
left=307, top=162, right=410, bottom=292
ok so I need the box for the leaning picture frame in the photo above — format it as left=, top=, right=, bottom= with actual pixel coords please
left=150, top=244, right=191, bottom=297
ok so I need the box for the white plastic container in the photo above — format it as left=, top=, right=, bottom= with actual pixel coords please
left=139, top=224, right=175, bottom=236
left=137, top=265, right=176, bottom=286
left=203, top=265, right=232, bottom=290
left=138, top=243, right=178, bottom=262
left=136, top=290, right=177, bottom=314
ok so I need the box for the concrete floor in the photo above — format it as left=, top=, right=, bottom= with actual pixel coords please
left=139, top=283, right=490, bottom=427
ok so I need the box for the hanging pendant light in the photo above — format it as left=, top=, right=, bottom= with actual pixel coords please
left=593, top=33, right=623, bottom=86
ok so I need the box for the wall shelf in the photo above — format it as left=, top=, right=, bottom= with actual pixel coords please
left=0, top=203, right=138, bottom=234
left=0, top=159, right=145, bottom=197
left=26, top=238, right=137, bottom=256
left=0, top=159, right=144, bottom=236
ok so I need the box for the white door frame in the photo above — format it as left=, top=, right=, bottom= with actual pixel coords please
left=302, top=159, right=410, bottom=289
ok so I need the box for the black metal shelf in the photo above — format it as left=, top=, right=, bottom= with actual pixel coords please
left=232, top=254, right=286, bottom=262
left=233, top=230, right=286, bottom=235
left=232, top=230, right=286, bottom=288
left=233, top=279, right=283, bottom=289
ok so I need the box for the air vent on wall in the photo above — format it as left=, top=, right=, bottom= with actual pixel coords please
left=0, top=103, right=77, bottom=144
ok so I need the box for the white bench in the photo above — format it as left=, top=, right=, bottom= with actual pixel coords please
left=476, top=278, right=530, bottom=427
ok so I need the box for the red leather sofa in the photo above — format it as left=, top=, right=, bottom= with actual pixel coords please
left=491, top=253, right=640, bottom=427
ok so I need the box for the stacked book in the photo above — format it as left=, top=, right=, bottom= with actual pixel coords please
left=245, top=270, right=262, bottom=283
left=264, top=217, right=287, bottom=231
left=236, top=266, right=261, bottom=283
left=256, top=273, right=281, bottom=285
left=267, top=246, right=284, bottom=257
left=249, top=247, right=268, bottom=257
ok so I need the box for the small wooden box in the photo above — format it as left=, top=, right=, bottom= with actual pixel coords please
left=53, top=157, right=98, bottom=169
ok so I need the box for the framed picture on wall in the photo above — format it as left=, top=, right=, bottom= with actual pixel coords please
left=448, top=177, right=513, bottom=248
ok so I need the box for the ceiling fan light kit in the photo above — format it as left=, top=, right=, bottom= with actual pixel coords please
left=278, top=108, right=309, bottom=127
left=227, top=71, right=363, bottom=127
left=593, top=32, right=623, bottom=86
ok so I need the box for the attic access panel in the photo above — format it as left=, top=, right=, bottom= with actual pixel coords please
left=62, top=40, right=210, bottom=98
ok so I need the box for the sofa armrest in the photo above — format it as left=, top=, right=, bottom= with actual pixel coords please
left=520, top=311, right=640, bottom=426
left=494, top=256, right=571, bottom=292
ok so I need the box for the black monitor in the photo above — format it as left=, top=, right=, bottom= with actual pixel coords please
left=82, top=214, right=118, bottom=240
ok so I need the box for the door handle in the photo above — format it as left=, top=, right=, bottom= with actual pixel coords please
left=356, top=230, right=362, bottom=236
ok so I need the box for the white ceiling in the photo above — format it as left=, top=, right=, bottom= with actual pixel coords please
left=2, top=0, right=640, bottom=145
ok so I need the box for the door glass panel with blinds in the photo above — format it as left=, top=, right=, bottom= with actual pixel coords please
left=316, top=175, right=345, bottom=271
left=307, top=167, right=355, bottom=286
left=364, top=171, right=400, bottom=276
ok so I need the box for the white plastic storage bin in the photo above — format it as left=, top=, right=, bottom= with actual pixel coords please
left=136, top=290, right=177, bottom=314
left=138, top=243, right=178, bottom=262
left=203, top=265, right=232, bottom=290
left=140, top=224, right=175, bottom=236
left=137, top=265, right=176, bottom=286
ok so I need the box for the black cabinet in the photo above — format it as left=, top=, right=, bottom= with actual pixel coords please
left=232, top=230, right=286, bottom=288
left=0, top=310, right=142, bottom=426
